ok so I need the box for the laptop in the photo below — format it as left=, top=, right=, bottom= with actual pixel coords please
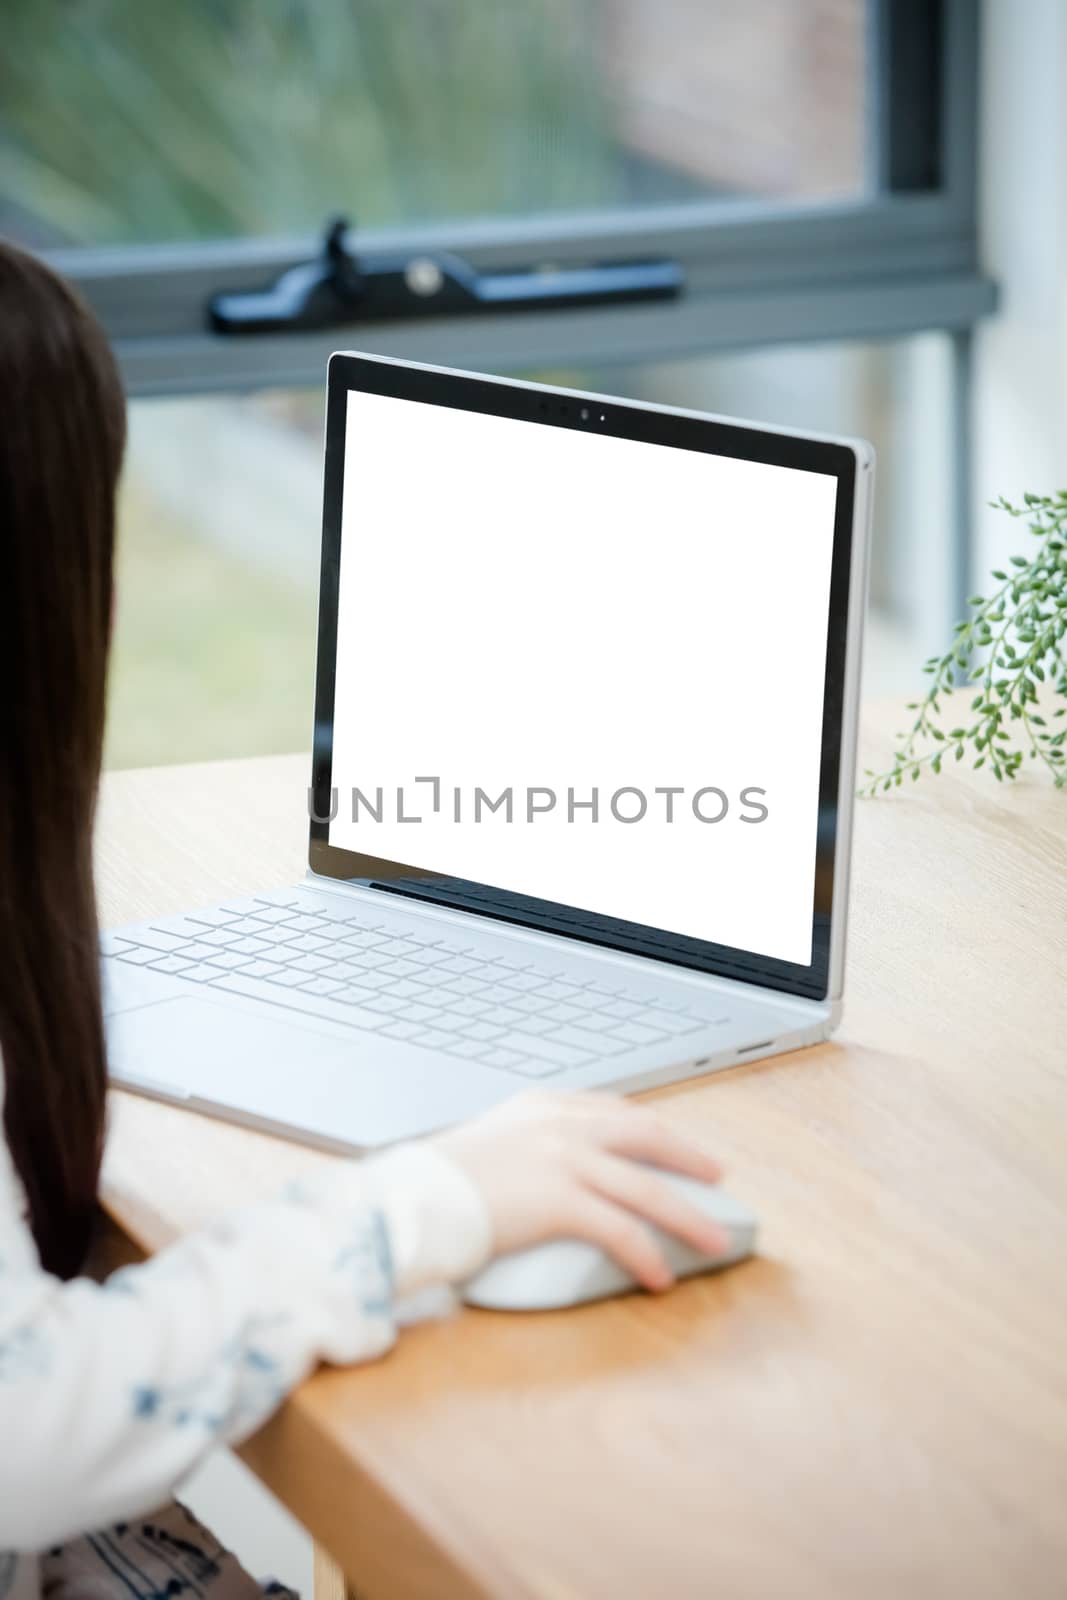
left=103, top=353, right=873, bottom=1153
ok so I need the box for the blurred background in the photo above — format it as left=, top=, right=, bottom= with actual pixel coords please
left=2, top=0, right=1020, bottom=771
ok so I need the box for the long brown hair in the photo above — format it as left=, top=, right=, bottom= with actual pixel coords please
left=0, top=240, right=125, bottom=1278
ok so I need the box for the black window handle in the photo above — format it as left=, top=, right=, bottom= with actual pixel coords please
left=207, top=215, right=683, bottom=336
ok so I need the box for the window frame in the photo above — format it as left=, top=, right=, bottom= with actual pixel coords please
left=39, top=0, right=993, bottom=397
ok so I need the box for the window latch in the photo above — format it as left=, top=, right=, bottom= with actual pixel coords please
left=207, top=215, right=683, bottom=335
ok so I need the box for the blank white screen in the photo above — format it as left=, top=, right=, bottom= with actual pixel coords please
left=329, top=388, right=838, bottom=966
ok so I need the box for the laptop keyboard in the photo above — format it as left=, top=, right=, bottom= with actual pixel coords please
left=104, top=892, right=727, bottom=1079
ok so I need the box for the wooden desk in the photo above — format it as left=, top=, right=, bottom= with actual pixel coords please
left=96, top=703, right=1067, bottom=1600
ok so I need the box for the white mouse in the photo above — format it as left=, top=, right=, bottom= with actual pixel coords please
left=460, top=1175, right=758, bottom=1312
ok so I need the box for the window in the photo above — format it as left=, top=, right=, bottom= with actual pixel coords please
left=5, top=0, right=868, bottom=247
left=2, top=2, right=994, bottom=768
left=2, top=1, right=991, bottom=393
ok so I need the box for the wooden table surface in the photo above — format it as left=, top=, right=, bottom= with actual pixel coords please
left=95, top=702, right=1067, bottom=1600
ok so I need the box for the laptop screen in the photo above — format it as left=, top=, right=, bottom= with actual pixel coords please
left=312, top=359, right=858, bottom=999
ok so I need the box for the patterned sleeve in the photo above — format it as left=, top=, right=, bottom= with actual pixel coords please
left=0, top=1140, right=490, bottom=1553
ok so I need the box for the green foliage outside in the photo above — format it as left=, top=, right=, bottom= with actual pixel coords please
left=1, top=0, right=619, bottom=244
left=104, top=474, right=318, bottom=769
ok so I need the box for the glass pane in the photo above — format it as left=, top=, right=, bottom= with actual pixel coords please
left=3, top=0, right=867, bottom=250
left=107, top=391, right=323, bottom=769
left=107, top=337, right=951, bottom=770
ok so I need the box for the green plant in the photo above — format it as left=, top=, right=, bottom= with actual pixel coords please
left=862, top=491, right=1067, bottom=794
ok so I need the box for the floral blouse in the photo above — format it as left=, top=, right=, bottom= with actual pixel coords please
left=0, top=1072, right=490, bottom=1600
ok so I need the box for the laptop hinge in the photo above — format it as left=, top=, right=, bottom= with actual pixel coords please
left=302, top=870, right=830, bottom=1023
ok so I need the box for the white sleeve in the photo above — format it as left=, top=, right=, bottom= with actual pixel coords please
left=0, top=1139, right=490, bottom=1553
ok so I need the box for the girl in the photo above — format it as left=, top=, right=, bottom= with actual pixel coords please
left=0, top=240, right=727, bottom=1599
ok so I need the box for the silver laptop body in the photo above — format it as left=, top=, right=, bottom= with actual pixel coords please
left=104, top=354, right=873, bottom=1153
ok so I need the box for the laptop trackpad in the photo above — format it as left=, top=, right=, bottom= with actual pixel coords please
left=107, top=994, right=470, bottom=1147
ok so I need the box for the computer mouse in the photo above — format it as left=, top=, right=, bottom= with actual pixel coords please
left=460, top=1175, right=758, bottom=1311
